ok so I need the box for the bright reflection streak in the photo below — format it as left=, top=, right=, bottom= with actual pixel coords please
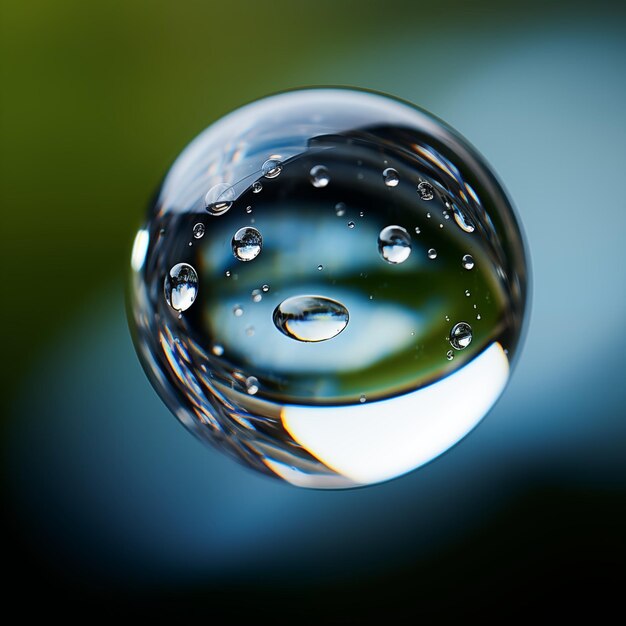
left=282, top=342, right=509, bottom=485
left=131, top=229, right=149, bottom=272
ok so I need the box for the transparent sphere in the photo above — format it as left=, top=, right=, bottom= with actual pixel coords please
left=128, top=88, right=528, bottom=488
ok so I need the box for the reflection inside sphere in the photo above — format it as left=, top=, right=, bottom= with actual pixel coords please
left=128, top=88, right=528, bottom=488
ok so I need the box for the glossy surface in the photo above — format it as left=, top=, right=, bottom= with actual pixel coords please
left=128, top=88, right=528, bottom=488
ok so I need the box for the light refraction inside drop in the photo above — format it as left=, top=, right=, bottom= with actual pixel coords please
left=128, top=88, right=528, bottom=489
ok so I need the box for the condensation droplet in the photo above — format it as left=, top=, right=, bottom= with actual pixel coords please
left=310, top=165, right=330, bottom=188
left=246, top=376, right=259, bottom=395
left=251, top=289, right=262, bottom=302
left=212, top=344, right=224, bottom=356
left=383, top=167, right=399, bottom=187
left=428, top=248, right=437, bottom=259
left=164, top=263, right=198, bottom=312
left=414, top=226, right=421, bottom=234
left=359, top=395, right=367, bottom=403
left=273, top=295, right=349, bottom=342
left=232, top=226, right=262, bottom=261
left=417, top=181, right=434, bottom=201
left=205, top=183, right=236, bottom=215
left=225, top=270, right=231, bottom=278
left=317, top=264, right=323, bottom=271
left=246, top=326, right=255, bottom=336
left=465, top=289, right=471, bottom=297
left=449, top=322, right=473, bottom=350
left=347, top=221, right=355, bottom=229
left=446, top=350, right=454, bottom=361
left=334, top=202, right=346, bottom=216
left=233, top=305, right=244, bottom=317
left=262, top=159, right=283, bottom=179
left=192, top=223, right=205, bottom=239
left=462, top=254, right=475, bottom=270
left=261, top=284, right=270, bottom=293
left=378, top=225, right=412, bottom=264
left=246, top=206, right=253, bottom=214
left=252, top=181, right=263, bottom=193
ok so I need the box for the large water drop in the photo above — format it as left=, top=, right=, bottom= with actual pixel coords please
left=273, top=295, right=349, bottom=343
left=129, top=88, right=528, bottom=489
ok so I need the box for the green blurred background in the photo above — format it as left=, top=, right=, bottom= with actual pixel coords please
left=2, top=0, right=625, bottom=621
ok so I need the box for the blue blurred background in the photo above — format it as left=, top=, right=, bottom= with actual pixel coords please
left=2, top=0, right=625, bottom=620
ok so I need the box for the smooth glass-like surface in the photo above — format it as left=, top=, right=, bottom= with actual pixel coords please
left=128, top=88, right=528, bottom=488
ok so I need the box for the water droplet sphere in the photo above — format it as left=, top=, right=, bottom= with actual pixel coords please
left=378, top=225, right=412, bottom=264
left=163, top=263, right=198, bottom=312
left=128, top=88, right=528, bottom=489
left=273, top=295, right=349, bottom=342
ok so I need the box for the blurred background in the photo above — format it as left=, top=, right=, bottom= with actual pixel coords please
left=1, top=0, right=625, bottom=620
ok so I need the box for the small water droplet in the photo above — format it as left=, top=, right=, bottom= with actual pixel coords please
left=347, top=221, right=355, bottom=229
left=310, top=165, right=330, bottom=188
left=245, top=206, right=253, bottom=214
left=465, top=289, right=471, bottom=297
left=273, top=295, right=349, bottom=342
left=192, top=223, right=205, bottom=239
left=212, top=344, right=224, bottom=356
left=233, top=305, right=244, bottom=317
left=452, top=205, right=475, bottom=233
left=378, top=225, right=412, bottom=264
left=262, top=159, right=282, bottom=179
left=476, top=313, right=482, bottom=320
left=225, top=270, right=231, bottom=278
left=164, top=263, right=198, bottom=312
left=417, top=181, right=434, bottom=201
left=317, top=264, right=323, bottom=271
left=359, top=211, right=364, bottom=218
left=383, top=167, right=399, bottom=187
left=428, top=248, right=437, bottom=259
left=359, top=394, right=367, bottom=403
left=252, top=181, right=263, bottom=193
left=426, top=212, right=431, bottom=219
left=335, top=202, right=346, bottom=217
left=205, top=183, right=235, bottom=215
left=446, top=350, right=454, bottom=361
left=414, top=226, right=421, bottom=234
left=261, top=284, right=270, bottom=293
left=246, top=326, right=255, bottom=336
left=232, top=227, right=262, bottom=261
left=251, top=289, right=262, bottom=302
left=462, top=254, right=475, bottom=270
left=439, top=223, right=444, bottom=229
left=445, top=315, right=450, bottom=322
left=449, top=322, right=473, bottom=350
left=245, top=376, right=259, bottom=395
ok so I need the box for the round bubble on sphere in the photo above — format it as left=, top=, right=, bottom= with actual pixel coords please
left=128, top=88, right=528, bottom=489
